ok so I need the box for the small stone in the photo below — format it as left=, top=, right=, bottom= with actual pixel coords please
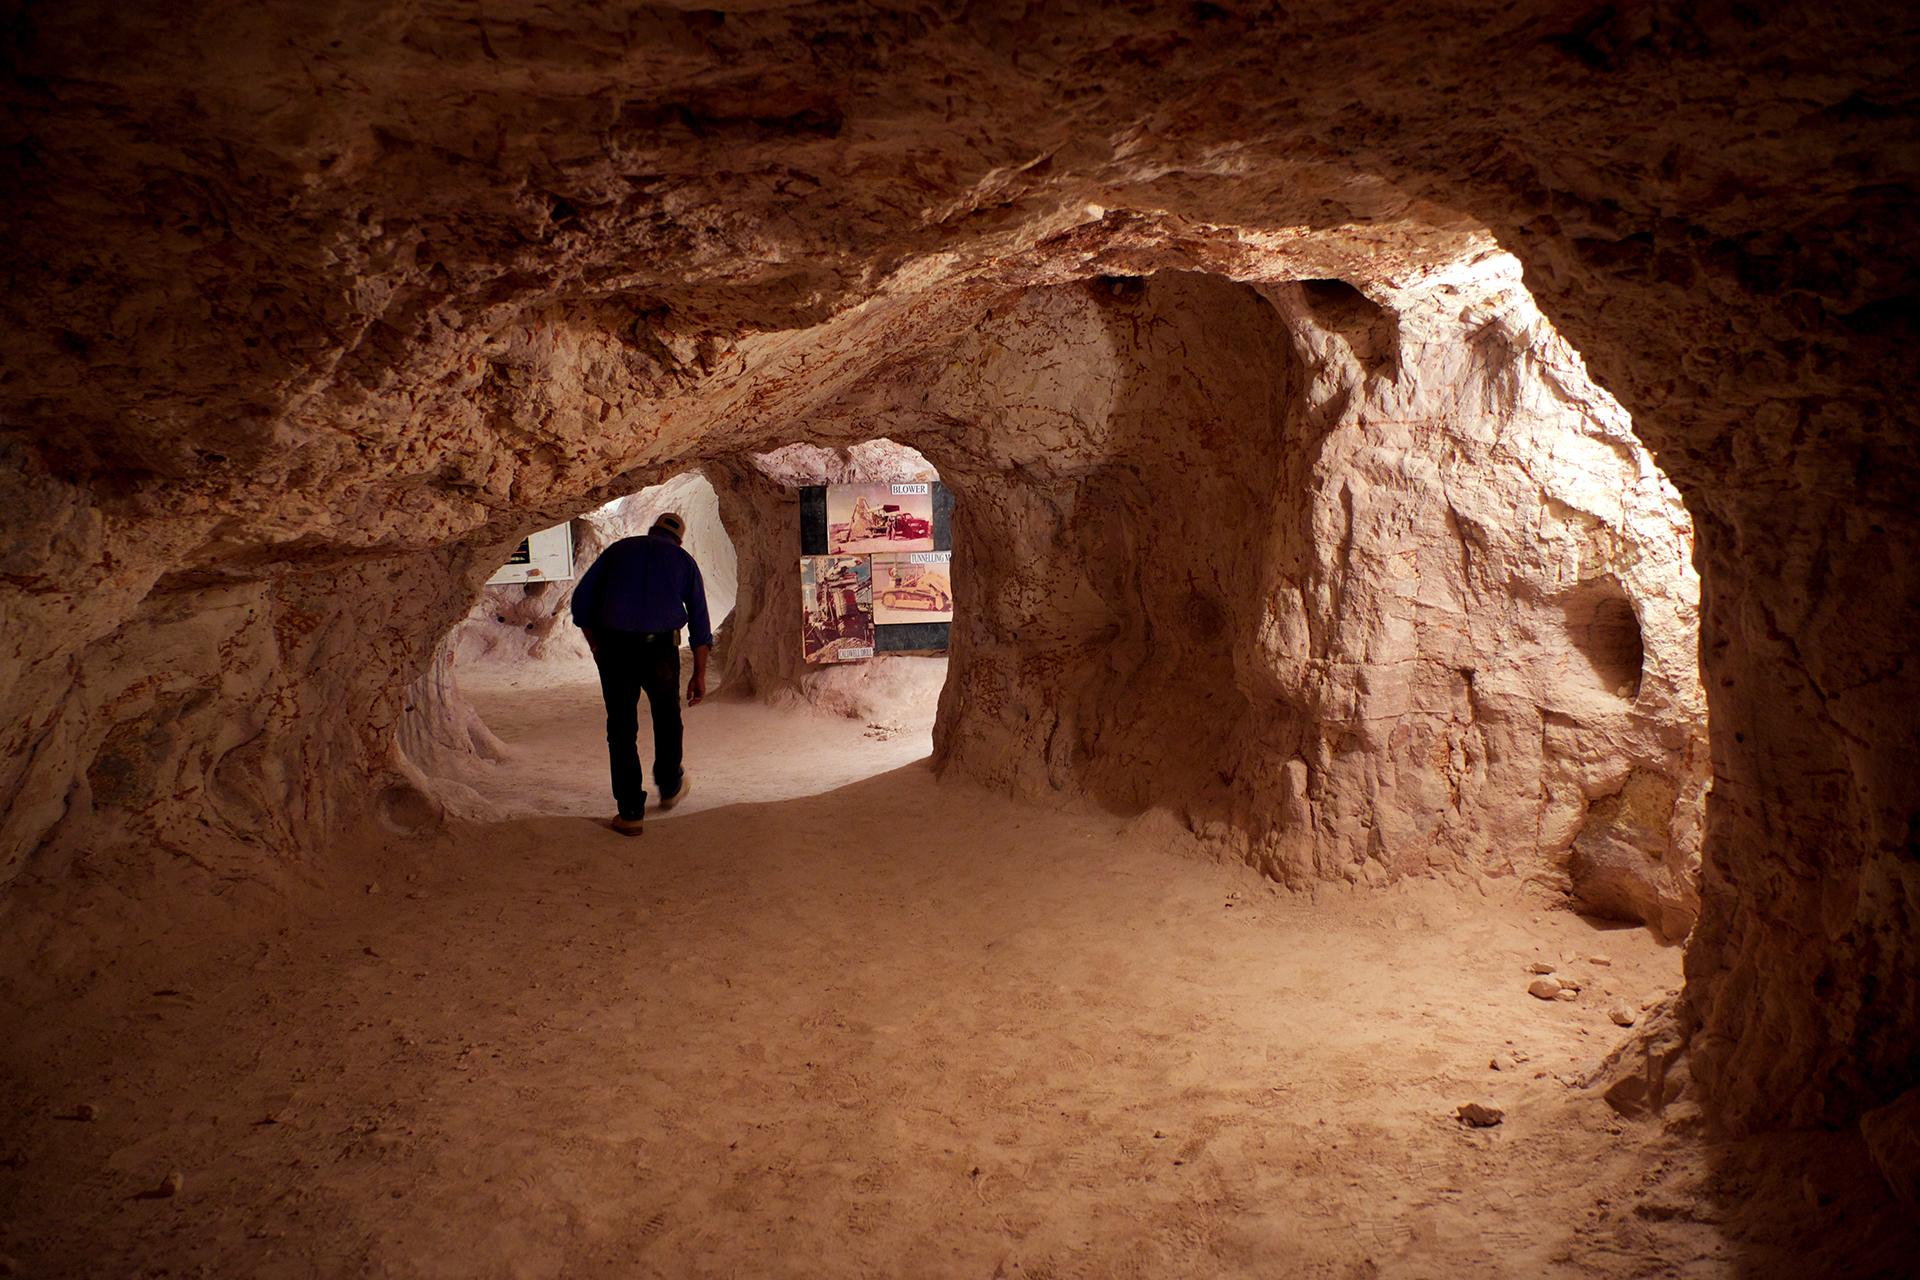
left=1588, top=954, right=1613, bottom=966
left=1490, top=1054, right=1516, bottom=1072
left=1556, top=975, right=1583, bottom=992
left=73, top=1101, right=98, bottom=1121
left=1527, top=960, right=1556, bottom=974
left=1528, top=977, right=1562, bottom=1000
left=1457, top=1102, right=1505, bottom=1127
left=1609, top=1003, right=1637, bottom=1027
left=366, top=882, right=381, bottom=895
left=156, top=1170, right=183, bottom=1198
left=1554, top=988, right=1579, bottom=1001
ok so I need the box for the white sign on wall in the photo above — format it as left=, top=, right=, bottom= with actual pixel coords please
left=487, top=522, right=574, bottom=586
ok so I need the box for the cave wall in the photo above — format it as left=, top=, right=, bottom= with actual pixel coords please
left=3, top=0, right=1915, bottom=1131
left=5, top=530, right=487, bottom=886
left=787, top=271, right=1704, bottom=929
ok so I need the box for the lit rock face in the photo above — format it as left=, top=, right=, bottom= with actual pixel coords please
left=2, top=1, right=1915, bottom=1131
left=699, top=271, right=1705, bottom=932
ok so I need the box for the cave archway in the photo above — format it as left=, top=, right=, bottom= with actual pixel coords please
left=428, top=445, right=961, bottom=823
left=388, top=266, right=1707, bottom=946
left=454, top=468, right=741, bottom=671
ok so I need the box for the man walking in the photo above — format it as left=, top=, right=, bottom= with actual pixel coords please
left=569, top=512, right=712, bottom=835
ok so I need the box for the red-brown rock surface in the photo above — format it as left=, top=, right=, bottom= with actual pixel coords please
left=2, top=1, right=1914, bottom=1134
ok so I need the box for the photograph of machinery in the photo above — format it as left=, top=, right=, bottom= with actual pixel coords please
left=825, top=483, right=936, bottom=554
left=800, top=554, right=875, bottom=663
left=873, top=552, right=955, bottom=625
left=799, top=481, right=953, bottom=661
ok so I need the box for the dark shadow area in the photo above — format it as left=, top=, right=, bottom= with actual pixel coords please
left=1564, top=575, right=1645, bottom=700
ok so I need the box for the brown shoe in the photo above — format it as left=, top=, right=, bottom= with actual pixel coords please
left=611, top=815, right=644, bottom=836
left=658, top=773, right=691, bottom=811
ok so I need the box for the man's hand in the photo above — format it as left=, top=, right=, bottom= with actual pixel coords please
left=688, top=643, right=710, bottom=706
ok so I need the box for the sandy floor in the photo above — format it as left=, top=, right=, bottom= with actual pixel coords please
left=2, top=672, right=1912, bottom=1277
left=452, top=656, right=942, bottom=823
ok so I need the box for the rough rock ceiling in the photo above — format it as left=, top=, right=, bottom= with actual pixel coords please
left=7, top=2, right=1913, bottom=508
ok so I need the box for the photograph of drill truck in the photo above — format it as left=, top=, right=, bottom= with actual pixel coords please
left=800, top=555, right=874, bottom=663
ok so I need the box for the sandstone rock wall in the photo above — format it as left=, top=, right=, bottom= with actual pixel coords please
left=3, top=528, right=490, bottom=886
left=763, top=271, right=1705, bottom=929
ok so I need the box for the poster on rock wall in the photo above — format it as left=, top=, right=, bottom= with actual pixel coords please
left=825, top=482, right=936, bottom=554
left=800, top=554, right=874, bottom=663
left=800, top=481, right=954, bottom=661
left=486, top=522, right=574, bottom=586
left=872, top=551, right=954, bottom=625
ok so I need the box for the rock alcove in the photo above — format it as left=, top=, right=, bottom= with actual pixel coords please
left=3, top=2, right=1917, bottom=1268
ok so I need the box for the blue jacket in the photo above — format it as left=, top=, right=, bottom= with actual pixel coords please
left=570, top=531, right=713, bottom=648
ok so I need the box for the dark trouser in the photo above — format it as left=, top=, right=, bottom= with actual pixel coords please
left=592, top=630, right=682, bottom=820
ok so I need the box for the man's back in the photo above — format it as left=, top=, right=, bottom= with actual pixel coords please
left=571, top=531, right=712, bottom=646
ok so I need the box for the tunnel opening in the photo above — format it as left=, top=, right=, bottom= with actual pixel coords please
left=383, top=265, right=1711, bottom=944
left=11, top=244, right=1899, bottom=1277
left=425, top=441, right=957, bottom=826
left=453, top=468, right=740, bottom=671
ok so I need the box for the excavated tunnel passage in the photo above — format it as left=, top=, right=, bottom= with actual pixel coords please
left=4, top=3, right=1918, bottom=1274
